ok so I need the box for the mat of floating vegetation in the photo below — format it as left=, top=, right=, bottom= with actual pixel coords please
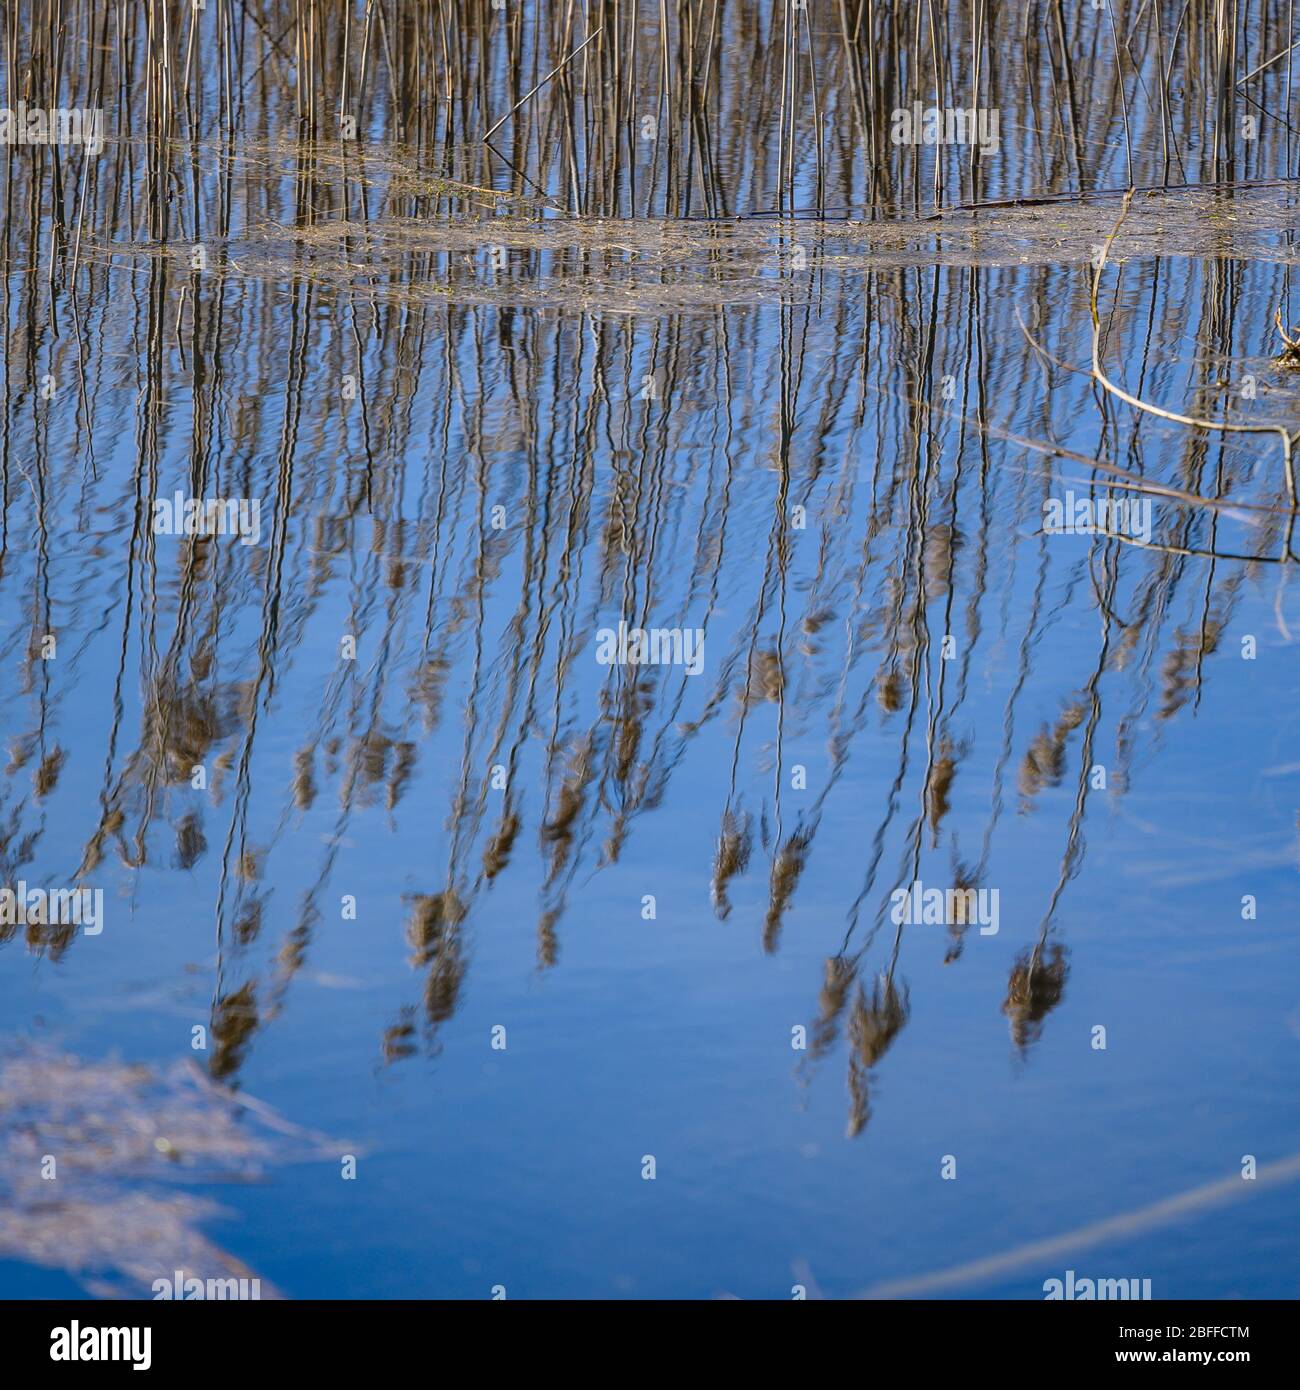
left=0, top=1045, right=338, bottom=1298
left=67, top=155, right=1300, bottom=310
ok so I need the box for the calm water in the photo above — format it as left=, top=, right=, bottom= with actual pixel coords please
left=2, top=3, right=1300, bottom=1301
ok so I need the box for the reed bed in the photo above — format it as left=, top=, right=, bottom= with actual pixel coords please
left=4, top=0, right=1300, bottom=231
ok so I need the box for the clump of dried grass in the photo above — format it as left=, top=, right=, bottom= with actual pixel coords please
left=1274, top=309, right=1300, bottom=368
left=1002, top=944, right=1070, bottom=1050
left=711, top=810, right=753, bottom=920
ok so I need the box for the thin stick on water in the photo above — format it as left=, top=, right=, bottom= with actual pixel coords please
left=1089, top=189, right=1299, bottom=507
left=482, top=25, right=604, bottom=143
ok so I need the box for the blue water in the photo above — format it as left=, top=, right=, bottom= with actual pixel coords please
left=2, top=199, right=1299, bottom=1298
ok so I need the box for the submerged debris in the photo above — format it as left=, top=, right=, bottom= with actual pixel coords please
left=763, top=828, right=812, bottom=953
left=0, top=1045, right=337, bottom=1298
left=1019, top=701, right=1086, bottom=802
left=711, top=810, right=753, bottom=920
left=743, top=647, right=786, bottom=706
left=1002, top=944, right=1071, bottom=1050
left=1274, top=308, right=1300, bottom=368
left=846, top=975, right=911, bottom=1137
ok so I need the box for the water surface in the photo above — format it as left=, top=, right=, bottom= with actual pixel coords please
left=2, top=1, right=1299, bottom=1301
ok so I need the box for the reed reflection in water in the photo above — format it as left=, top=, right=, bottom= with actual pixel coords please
left=5, top=222, right=1298, bottom=1097
left=2, top=0, right=1300, bottom=1301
